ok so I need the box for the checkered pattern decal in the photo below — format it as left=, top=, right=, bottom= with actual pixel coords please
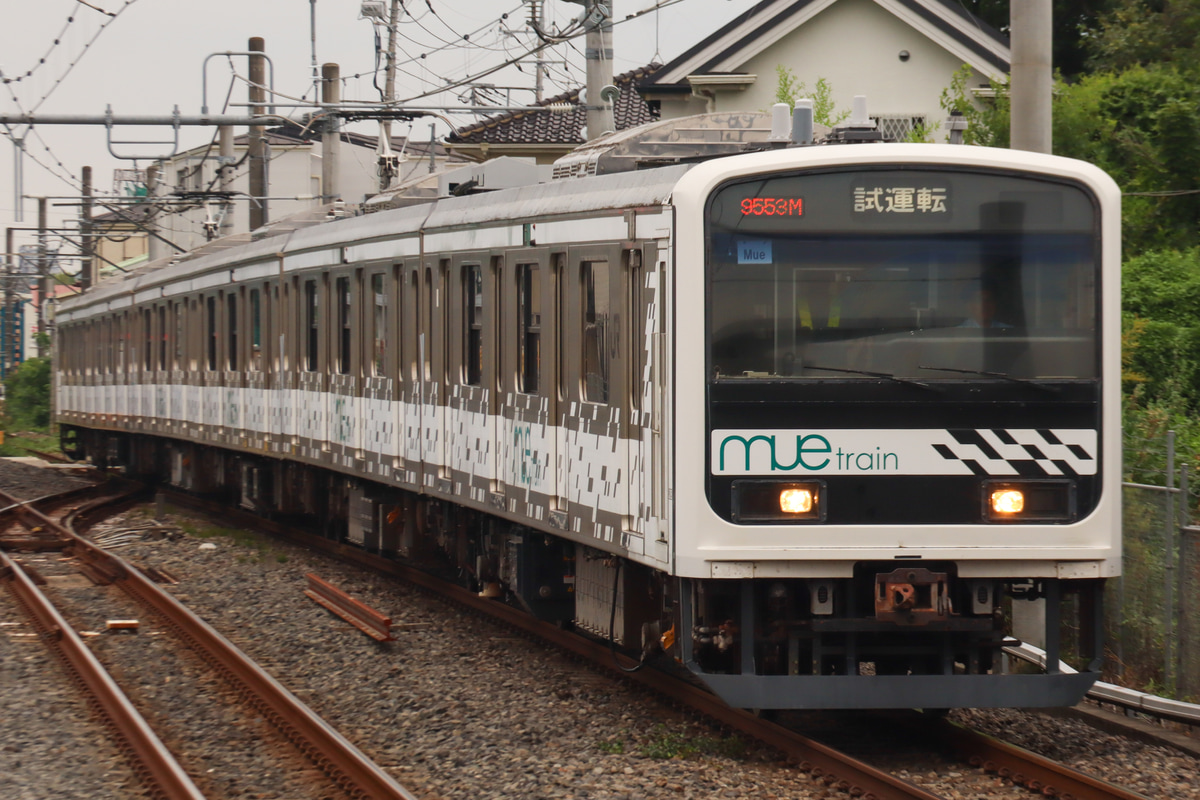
left=933, top=429, right=1097, bottom=477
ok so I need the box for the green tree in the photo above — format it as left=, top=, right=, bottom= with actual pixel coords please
left=4, top=356, right=51, bottom=431
left=939, top=64, right=1009, bottom=147
left=772, top=67, right=849, bottom=127
left=956, top=1, right=1111, bottom=79
left=1086, top=0, right=1200, bottom=71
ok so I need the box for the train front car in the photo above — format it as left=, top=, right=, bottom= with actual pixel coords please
left=671, top=144, right=1121, bottom=710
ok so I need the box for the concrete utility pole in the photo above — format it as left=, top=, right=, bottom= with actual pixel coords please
left=378, top=0, right=402, bottom=192
left=37, top=198, right=49, bottom=359
left=218, top=125, right=235, bottom=237
left=1010, top=0, right=1052, bottom=153
left=249, top=37, right=269, bottom=230
left=145, top=163, right=166, bottom=264
left=322, top=63, right=341, bottom=203
left=530, top=0, right=546, bottom=102
left=4, top=228, right=15, bottom=377
left=80, top=166, right=94, bottom=291
left=584, top=0, right=615, bottom=140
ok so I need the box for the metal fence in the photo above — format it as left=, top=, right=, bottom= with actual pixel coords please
left=1113, top=431, right=1200, bottom=701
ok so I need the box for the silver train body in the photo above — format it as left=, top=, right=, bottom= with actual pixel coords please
left=55, top=140, right=1121, bottom=710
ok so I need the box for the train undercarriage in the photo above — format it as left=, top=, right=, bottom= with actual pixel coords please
left=67, top=426, right=1104, bottom=710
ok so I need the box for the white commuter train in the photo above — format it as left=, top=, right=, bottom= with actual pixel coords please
left=55, top=114, right=1121, bottom=709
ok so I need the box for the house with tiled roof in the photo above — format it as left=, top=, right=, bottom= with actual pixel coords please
left=444, top=65, right=661, bottom=164
left=638, top=0, right=1009, bottom=141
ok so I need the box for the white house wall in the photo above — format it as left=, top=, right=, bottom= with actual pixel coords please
left=660, top=0, right=995, bottom=142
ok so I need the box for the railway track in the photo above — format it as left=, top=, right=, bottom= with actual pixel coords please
left=161, top=488, right=1161, bottom=800
left=0, top=482, right=416, bottom=800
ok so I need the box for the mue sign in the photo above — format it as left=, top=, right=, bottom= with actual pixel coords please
left=740, top=197, right=803, bottom=216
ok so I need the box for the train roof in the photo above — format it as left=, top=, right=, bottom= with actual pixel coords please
left=57, top=163, right=691, bottom=318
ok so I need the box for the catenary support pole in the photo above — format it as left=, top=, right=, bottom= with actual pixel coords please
left=1010, top=0, right=1052, bottom=153
left=322, top=63, right=341, bottom=203
left=249, top=38, right=268, bottom=230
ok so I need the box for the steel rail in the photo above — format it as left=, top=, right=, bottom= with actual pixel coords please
left=0, top=549, right=207, bottom=800
left=62, top=509, right=415, bottom=800
left=932, top=719, right=1154, bottom=800
left=305, top=572, right=394, bottom=641
left=0, top=486, right=418, bottom=800
left=161, top=491, right=944, bottom=800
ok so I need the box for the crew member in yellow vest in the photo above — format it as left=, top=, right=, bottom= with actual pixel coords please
left=797, top=280, right=843, bottom=331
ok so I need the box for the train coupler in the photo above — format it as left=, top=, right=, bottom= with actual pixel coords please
left=874, top=567, right=951, bottom=625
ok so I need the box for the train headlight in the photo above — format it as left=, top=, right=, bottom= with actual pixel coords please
left=780, top=488, right=814, bottom=514
left=983, top=481, right=1075, bottom=522
left=732, top=480, right=824, bottom=523
left=990, top=489, right=1024, bottom=515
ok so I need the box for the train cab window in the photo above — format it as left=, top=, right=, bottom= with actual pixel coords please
left=706, top=169, right=1099, bottom=381
left=336, top=276, right=351, bottom=375
left=371, top=273, right=387, bottom=376
left=249, top=288, right=262, bottom=371
left=305, top=279, right=319, bottom=372
left=581, top=260, right=609, bottom=403
left=463, top=265, right=483, bottom=385
left=517, top=264, right=540, bottom=393
left=227, top=293, right=239, bottom=370
left=206, top=296, right=218, bottom=371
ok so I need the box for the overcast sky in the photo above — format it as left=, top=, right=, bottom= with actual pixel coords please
left=0, top=0, right=750, bottom=256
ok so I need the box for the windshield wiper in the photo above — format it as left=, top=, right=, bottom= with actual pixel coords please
left=804, top=364, right=943, bottom=393
left=917, top=365, right=1061, bottom=393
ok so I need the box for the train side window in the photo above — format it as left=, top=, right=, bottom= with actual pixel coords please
left=463, top=265, right=482, bottom=386
left=227, top=292, right=239, bottom=370
left=556, top=254, right=567, bottom=400
left=158, top=306, right=167, bottom=371
left=581, top=260, right=609, bottom=404
left=118, top=313, right=127, bottom=374
left=206, top=296, right=218, bottom=371
left=249, top=288, right=262, bottom=371
left=336, top=276, right=351, bottom=375
left=423, top=267, right=434, bottom=382
left=143, top=309, right=153, bottom=370
left=175, top=302, right=185, bottom=370
left=406, top=271, right=419, bottom=382
left=371, top=273, right=387, bottom=376
left=305, top=279, right=319, bottom=371
left=517, top=263, right=540, bottom=394
left=628, top=250, right=643, bottom=411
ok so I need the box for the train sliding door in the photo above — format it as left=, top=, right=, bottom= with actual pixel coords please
left=563, top=244, right=632, bottom=548
left=499, top=248, right=558, bottom=520
left=446, top=254, right=499, bottom=505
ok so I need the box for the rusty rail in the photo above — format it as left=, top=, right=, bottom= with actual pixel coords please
left=1, top=487, right=417, bottom=800
left=161, top=491, right=942, bottom=800
left=933, top=719, right=1154, bottom=800
left=305, top=573, right=393, bottom=641
left=0, top=549, right=207, bottom=800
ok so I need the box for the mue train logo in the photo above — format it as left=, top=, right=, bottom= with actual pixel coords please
left=710, top=429, right=1098, bottom=477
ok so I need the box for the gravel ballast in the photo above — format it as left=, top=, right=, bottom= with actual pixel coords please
left=4, top=494, right=1199, bottom=800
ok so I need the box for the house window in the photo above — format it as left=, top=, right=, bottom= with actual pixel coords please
left=581, top=261, right=609, bottom=403
left=872, top=115, right=927, bottom=142
left=517, top=264, right=540, bottom=394
left=463, top=265, right=482, bottom=385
